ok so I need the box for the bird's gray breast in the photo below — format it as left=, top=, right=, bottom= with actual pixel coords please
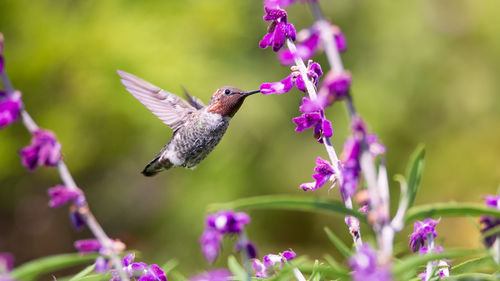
left=164, top=111, right=230, bottom=168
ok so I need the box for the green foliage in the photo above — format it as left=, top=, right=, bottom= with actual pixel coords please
left=405, top=203, right=500, bottom=223
left=228, top=255, right=248, bottom=281
left=68, top=264, right=97, bottom=281
left=11, top=253, right=98, bottom=281
left=324, top=227, right=353, bottom=258
left=405, top=144, right=425, bottom=209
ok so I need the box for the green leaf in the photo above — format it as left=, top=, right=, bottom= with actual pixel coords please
left=405, top=203, right=500, bottom=223
left=392, top=249, right=483, bottom=277
left=160, top=259, right=179, bottom=274
left=323, top=254, right=348, bottom=274
left=324, top=227, right=353, bottom=258
left=446, top=273, right=498, bottom=281
left=68, top=264, right=96, bottom=281
left=11, top=253, right=98, bottom=281
left=405, top=144, right=425, bottom=208
left=209, top=196, right=366, bottom=223
left=228, top=255, right=248, bottom=281
left=451, top=256, right=497, bottom=274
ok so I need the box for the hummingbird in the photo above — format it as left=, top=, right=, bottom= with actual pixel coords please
left=117, top=70, right=260, bottom=176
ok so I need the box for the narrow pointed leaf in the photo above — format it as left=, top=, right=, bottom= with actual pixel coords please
left=451, top=256, right=497, bottom=274
left=69, top=264, right=96, bottom=281
left=209, top=196, right=366, bottom=223
left=405, top=203, right=500, bottom=223
left=406, top=144, right=425, bottom=208
left=228, top=255, right=248, bottom=281
left=11, top=253, right=98, bottom=281
left=446, top=273, right=498, bottom=281
left=160, top=259, right=179, bottom=274
left=324, top=227, right=353, bottom=258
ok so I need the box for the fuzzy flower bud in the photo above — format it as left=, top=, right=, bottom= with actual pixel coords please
left=319, top=70, right=352, bottom=106
left=409, top=218, right=441, bottom=252
left=260, top=7, right=296, bottom=52
left=0, top=90, right=22, bottom=129
left=300, top=157, right=335, bottom=191
left=48, top=185, right=86, bottom=208
left=19, top=129, right=61, bottom=171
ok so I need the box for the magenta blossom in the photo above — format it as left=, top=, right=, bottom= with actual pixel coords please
left=349, top=244, right=392, bottom=281
left=300, top=157, right=335, bottom=191
left=409, top=218, right=441, bottom=252
left=0, top=90, right=22, bottom=129
left=19, top=129, right=61, bottom=171
left=251, top=250, right=296, bottom=278
left=319, top=70, right=352, bottom=106
left=260, top=7, right=296, bottom=52
left=295, top=61, right=323, bottom=93
left=111, top=253, right=167, bottom=281
left=260, top=75, right=294, bottom=95
left=293, top=97, right=333, bottom=142
left=48, top=185, right=86, bottom=208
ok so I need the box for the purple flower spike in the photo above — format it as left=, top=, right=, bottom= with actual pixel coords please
left=260, top=74, right=294, bottom=95
left=349, top=244, right=392, bottom=281
left=74, top=239, right=102, bottom=254
left=409, top=218, right=441, bottom=252
left=20, top=129, right=61, bottom=171
left=0, top=90, right=22, bottom=130
left=48, top=185, right=86, bottom=208
left=189, top=269, right=232, bottom=281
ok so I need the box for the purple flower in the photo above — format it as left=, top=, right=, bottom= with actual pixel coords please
left=19, top=129, right=61, bottom=171
left=95, top=256, right=110, bottom=273
left=0, top=253, right=14, bottom=272
left=409, top=218, right=441, bottom=252
left=300, top=157, right=335, bottom=191
left=74, top=238, right=125, bottom=255
left=349, top=244, right=392, bottom=281
left=260, top=7, right=296, bottom=52
left=293, top=97, right=333, bottom=142
left=480, top=195, right=500, bottom=248
left=48, top=185, right=86, bottom=208
left=295, top=61, right=323, bottom=92
left=188, top=269, right=232, bottom=281
left=199, top=229, right=222, bottom=264
left=0, top=90, right=22, bottom=130
left=251, top=250, right=296, bottom=278
left=200, top=210, right=253, bottom=263
left=332, top=25, right=347, bottom=52
left=235, top=241, right=258, bottom=259
left=278, top=29, right=320, bottom=65
left=111, top=253, right=167, bottom=281
left=319, top=71, right=352, bottom=106
left=260, top=75, right=294, bottom=95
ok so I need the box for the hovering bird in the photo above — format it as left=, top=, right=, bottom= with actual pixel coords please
left=117, top=70, right=259, bottom=176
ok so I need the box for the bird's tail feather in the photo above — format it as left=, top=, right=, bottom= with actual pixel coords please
left=142, top=156, right=173, bottom=176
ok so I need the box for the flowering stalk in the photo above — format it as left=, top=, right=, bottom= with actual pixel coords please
left=0, top=34, right=128, bottom=281
left=424, top=234, right=435, bottom=281
left=286, top=38, right=362, bottom=248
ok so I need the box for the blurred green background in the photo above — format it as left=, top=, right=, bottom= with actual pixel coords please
left=1, top=0, right=500, bottom=277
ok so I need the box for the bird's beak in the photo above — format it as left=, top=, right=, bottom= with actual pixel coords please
left=241, top=90, right=260, bottom=96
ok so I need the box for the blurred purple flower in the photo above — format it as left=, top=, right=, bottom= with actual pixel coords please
left=300, top=157, right=335, bottom=191
left=319, top=71, right=352, bottom=106
left=260, top=7, right=296, bottom=52
left=409, top=218, right=440, bottom=252
left=295, top=61, right=323, bottom=92
left=349, top=244, right=392, bottom=281
left=74, top=239, right=102, bottom=254
left=0, top=253, right=14, bottom=272
left=188, top=269, right=232, bottom=281
left=19, top=129, right=61, bottom=171
left=419, top=245, right=443, bottom=256
left=95, top=256, right=110, bottom=273
left=260, top=75, right=294, bottom=95
left=332, top=25, right=347, bottom=52
left=48, top=185, right=86, bottom=208
left=251, top=250, right=296, bottom=278
left=279, top=30, right=320, bottom=65
left=293, top=97, right=332, bottom=142
left=111, top=253, right=167, bottom=281
left=235, top=241, right=258, bottom=259
left=70, top=207, right=86, bottom=230
left=480, top=195, right=500, bottom=248
left=200, top=210, right=253, bottom=264
left=0, top=90, right=22, bottom=130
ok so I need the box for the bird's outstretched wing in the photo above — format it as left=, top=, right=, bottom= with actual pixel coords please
left=117, top=70, right=196, bottom=131
left=182, top=86, right=205, bottom=110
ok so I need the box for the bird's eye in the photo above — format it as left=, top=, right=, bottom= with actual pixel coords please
left=224, top=89, right=231, bottom=95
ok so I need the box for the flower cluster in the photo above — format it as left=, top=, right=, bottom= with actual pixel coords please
left=409, top=218, right=440, bottom=253
left=348, top=244, right=392, bottom=281
left=279, top=25, right=347, bottom=65
left=110, top=253, right=167, bottom=281
left=318, top=70, right=352, bottom=106
left=20, top=129, right=61, bottom=171
left=188, top=269, right=232, bottom=281
left=480, top=194, right=500, bottom=248
left=300, top=157, right=335, bottom=191
left=251, top=250, right=296, bottom=278
left=259, top=7, right=296, bottom=52
left=199, top=210, right=255, bottom=264
left=260, top=61, right=323, bottom=95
